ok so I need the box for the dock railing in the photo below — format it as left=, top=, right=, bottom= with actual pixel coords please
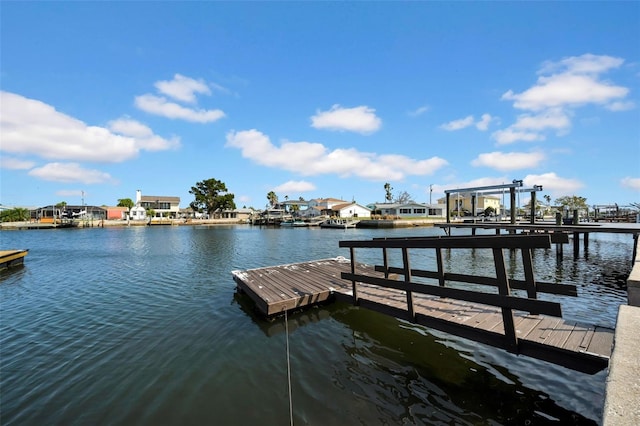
left=339, top=234, right=577, bottom=352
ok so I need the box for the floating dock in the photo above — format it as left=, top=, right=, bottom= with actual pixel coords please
left=232, top=235, right=616, bottom=374
left=0, top=249, right=29, bottom=270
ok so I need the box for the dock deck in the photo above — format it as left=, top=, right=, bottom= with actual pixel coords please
left=232, top=256, right=614, bottom=374
left=0, top=249, right=29, bottom=270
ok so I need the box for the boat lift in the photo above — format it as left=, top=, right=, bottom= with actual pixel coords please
left=444, top=180, right=543, bottom=224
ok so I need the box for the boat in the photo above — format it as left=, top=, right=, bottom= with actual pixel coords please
left=319, top=218, right=360, bottom=229
left=280, top=219, right=308, bottom=227
left=306, top=216, right=329, bottom=226
left=0, top=249, right=29, bottom=270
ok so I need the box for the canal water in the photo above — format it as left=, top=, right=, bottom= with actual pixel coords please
left=0, top=225, right=633, bottom=425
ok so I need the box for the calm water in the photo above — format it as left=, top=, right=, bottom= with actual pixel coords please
left=0, top=225, right=633, bottom=425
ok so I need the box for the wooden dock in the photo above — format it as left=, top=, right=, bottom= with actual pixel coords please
left=0, top=249, right=28, bottom=270
left=232, top=234, right=616, bottom=374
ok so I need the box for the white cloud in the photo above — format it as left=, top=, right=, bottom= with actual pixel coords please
left=107, top=117, right=154, bottom=138
left=494, top=54, right=631, bottom=147
left=440, top=115, right=474, bottom=131
left=502, top=54, right=628, bottom=111
left=492, top=128, right=545, bottom=145
left=0, top=156, right=35, bottom=170
left=471, top=151, right=545, bottom=171
left=475, top=114, right=493, bottom=131
left=273, top=180, right=317, bottom=193
left=512, top=109, right=571, bottom=132
left=523, top=173, right=583, bottom=196
left=621, top=177, right=640, bottom=191
left=0, top=91, right=178, bottom=163
left=538, top=53, right=624, bottom=75
left=310, top=105, right=382, bottom=134
left=409, top=106, right=429, bottom=117
left=107, top=118, right=180, bottom=151
left=154, top=74, right=211, bottom=103
left=606, top=101, right=636, bottom=111
left=135, top=94, right=225, bottom=123
left=28, top=162, right=114, bottom=184
left=225, top=129, right=448, bottom=181
left=441, top=114, right=494, bottom=131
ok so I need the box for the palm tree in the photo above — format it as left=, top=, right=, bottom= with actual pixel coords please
left=543, top=195, right=552, bottom=217
left=267, top=191, right=278, bottom=208
left=384, top=183, right=393, bottom=202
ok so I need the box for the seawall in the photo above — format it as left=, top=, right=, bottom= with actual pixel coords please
left=603, top=238, right=640, bottom=425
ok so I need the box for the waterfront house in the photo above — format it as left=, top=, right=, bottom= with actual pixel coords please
left=32, top=205, right=106, bottom=222
left=279, top=199, right=309, bottom=217
left=136, top=190, right=180, bottom=218
left=216, top=207, right=255, bottom=221
left=327, top=202, right=372, bottom=218
left=303, top=198, right=352, bottom=218
left=129, top=205, right=146, bottom=220
left=105, top=206, right=129, bottom=220
left=369, top=202, right=446, bottom=219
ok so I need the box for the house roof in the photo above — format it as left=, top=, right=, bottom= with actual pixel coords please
left=140, top=195, right=180, bottom=203
left=331, top=202, right=371, bottom=211
left=312, top=197, right=348, bottom=203
left=371, top=202, right=434, bottom=209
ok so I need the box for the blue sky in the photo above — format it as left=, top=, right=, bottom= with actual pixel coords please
left=1, top=2, right=639, bottom=210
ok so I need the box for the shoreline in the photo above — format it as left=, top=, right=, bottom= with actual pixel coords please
left=1, top=218, right=440, bottom=230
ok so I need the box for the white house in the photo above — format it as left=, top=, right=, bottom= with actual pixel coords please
left=298, top=198, right=344, bottom=218
left=329, top=202, right=371, bottom=218
left=136, top=190, right=181, bottom=218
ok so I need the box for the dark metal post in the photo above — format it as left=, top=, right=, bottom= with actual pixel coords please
left=402, top=247, right=415, bottom=320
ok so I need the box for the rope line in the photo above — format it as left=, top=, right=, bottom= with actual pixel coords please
left=285, top=309, right=294, bottom=426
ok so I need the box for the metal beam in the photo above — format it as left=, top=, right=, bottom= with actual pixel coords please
left=444, top=180, right=523, bottom=194
left=474, top=186, right=543, bottom=196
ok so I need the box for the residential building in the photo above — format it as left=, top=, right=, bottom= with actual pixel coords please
left=105, top=206, right=129, bottom=220
left=136, top=190, right=180, bottom=218
left=328, top=202, right=372, bottom=218
left=438, top=194, right=501, bottom=216
left=369, top=202, right=446, bottom=219
left=303, top=198, right=351, bottom=218
left=217, top=207, right=255, bottom=221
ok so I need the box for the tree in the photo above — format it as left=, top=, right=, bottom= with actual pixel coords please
left=267, top=191, right=278, bottom=207
left=393, top=191, right=413, bottom=204
left=555, top=195, right=588, bottom=211
left=384, top=183, right=393, bottom=202
left=0, top=207, right=30, bottom=222
left=55, top=201, right=67, bottom=208
left=189, top=178, right=236, bottom=216
left=117, top=198, right=135, bottom=209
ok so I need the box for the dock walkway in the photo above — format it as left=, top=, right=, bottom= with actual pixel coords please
left=232, top=234, right=614, bottom=374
